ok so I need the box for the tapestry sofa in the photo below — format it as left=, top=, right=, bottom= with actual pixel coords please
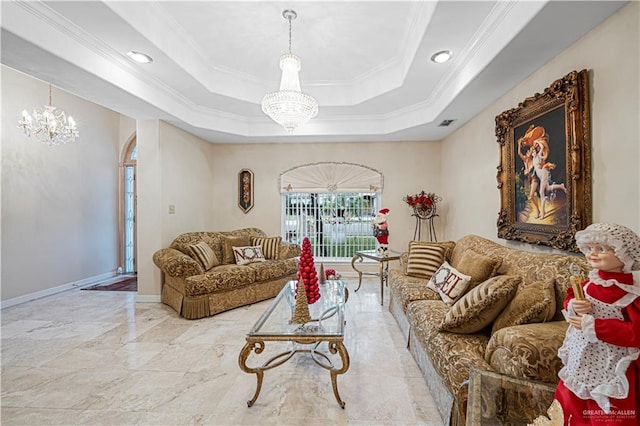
left=388, top=234, right=590, bottom=425
left=153, top=228, right=300, bottom=319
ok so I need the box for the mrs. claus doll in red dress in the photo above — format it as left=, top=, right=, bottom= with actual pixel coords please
left=553, top=223, right=640, bottom=425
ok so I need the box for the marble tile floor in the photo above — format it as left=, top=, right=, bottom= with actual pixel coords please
left=1, top=278, right=443, bottom=425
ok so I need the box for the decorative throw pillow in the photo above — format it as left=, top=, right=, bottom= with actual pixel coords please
left=222, top=235, right=251, bottom=264
left=454, top=250, right=503, bottom=290
left=408, top=240, right=456, bottom=259
left=187, top=241, right=219, bottom=271
left=232, top=246, right=266, bottom=266
left=439, top=275, right=521, bottom=334
left=492, top=278, right=556, bottom=334
left=250, top=236, right=282, bottom=260
left=426, top=261, right=472, bottom=305
left=406, top=243, right=445, bottom=279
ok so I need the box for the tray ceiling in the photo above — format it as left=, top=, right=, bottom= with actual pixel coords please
left=0, top=1, right=627, bottom=143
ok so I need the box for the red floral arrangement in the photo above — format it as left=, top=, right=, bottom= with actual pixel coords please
left=325, top=269, right=341, bottom=280
left=403, top=191, right=441, bottom=208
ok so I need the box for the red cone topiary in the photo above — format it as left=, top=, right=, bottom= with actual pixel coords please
left=296, top=237, right=321, bottom=304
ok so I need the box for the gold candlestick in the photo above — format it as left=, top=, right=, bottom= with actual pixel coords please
left=569, top=262, right=584, bottom=300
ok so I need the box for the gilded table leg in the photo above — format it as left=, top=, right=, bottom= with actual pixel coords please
left=328, top=340, right=350, bottom=408
left=351, top=253, right=364, bottom=292
left=378, top=260, right=385, bottom=305
left=238, top=341, right=265, bottom=407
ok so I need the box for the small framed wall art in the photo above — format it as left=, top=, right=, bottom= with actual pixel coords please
left=238, top=169, right=254, bottom=213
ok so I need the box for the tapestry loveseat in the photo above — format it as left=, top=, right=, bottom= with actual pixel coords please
left=153, top=228, right=300, bottom=319
left=388, top=234, right=589, bottom=425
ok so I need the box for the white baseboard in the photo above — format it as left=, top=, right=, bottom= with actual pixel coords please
left=1, top=265, right=379, bottom=310
left=1, top=271, right=117, bottom=309
left=136, top=294, right=161, bottom=303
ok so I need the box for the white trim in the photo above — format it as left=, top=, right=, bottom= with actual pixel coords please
left=1, top=271, right=116, bottom=309
left=279, top=162, right=383, bottom=194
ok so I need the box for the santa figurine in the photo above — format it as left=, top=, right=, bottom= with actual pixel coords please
left=373, top=208, right=390, bottom=256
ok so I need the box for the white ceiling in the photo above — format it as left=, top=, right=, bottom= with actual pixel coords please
left=1, top=1, right=627, bottom=143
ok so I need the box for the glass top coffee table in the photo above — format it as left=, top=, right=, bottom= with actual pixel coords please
left=238, top=280, right=349, bottom=408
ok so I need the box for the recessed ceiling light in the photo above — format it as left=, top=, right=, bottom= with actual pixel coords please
left=126, top=51, right=153, bottom=64
left=430, top=50, right=452, bottom=64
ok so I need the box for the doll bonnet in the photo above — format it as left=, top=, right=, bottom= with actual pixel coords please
left=575, top=223, right=640, bottom=272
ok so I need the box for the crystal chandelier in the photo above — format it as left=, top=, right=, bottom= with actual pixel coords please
left=261, top=9, right=318, bottom=133
left=18, top=84, right=79, bottom=146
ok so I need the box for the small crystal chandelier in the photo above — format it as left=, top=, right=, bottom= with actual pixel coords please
left=18, top=84, right=79, bottom=146
left=261, top=9, right=318, bottom=133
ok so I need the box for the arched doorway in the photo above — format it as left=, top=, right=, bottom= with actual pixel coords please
left=120, top=136, right=137, bottom=274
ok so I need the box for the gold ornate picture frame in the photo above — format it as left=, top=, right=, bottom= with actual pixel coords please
left=238, top=169, right=254, bottom=213
left=495, top=69, right=591, bottom=252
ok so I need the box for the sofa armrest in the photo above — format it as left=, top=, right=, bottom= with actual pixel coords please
left=153, top=248, right=204, bottom=278
left=399, top=252, right=408, bottom=274
left=485, top=321, right=568, bottom=384
left=278, top=241, right=302, bottom=260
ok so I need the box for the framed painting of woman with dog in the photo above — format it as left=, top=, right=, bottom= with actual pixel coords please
left=495, top=69, right=592, bottom=252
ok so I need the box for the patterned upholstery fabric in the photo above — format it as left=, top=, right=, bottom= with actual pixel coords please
left=153, top=248, right=203, bottom=278
left=492, top=278, right=556, bottom=333
left=407, top=300, right=492, bottom=396
left=153, top=228, right=301, bottom=319
left=222, top=235, right=252, bottom=264
left=248, top=257, right=298, bottom=282
left=278, top=242, right=301, bottom=260
left=388, top=269, right=440, bottom=312
left=168, top=228, right=265, bottom=266
left=449, top=235, right=589, bottom=321
left=250, top=236, right=282, bottom=259
left=185, top=265, right=257, bottom=295
left=387, top=234, right=590, bottom=425
left=453, top=249, right=502, bottom=290
left=439, top=275, right=520, bottom=333
left=485, top=321, right=569, bottom=383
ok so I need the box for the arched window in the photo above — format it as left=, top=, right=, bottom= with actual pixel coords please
left=280, top=162, right=383, bottom=260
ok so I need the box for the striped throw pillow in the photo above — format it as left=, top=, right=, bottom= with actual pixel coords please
left=187, top=241, right=219, bottom=271
left=406, top=243, right=445, bottom=279
left=439, top=275, right=521, bottom=333
left=251, top=236, right=282, bottom=260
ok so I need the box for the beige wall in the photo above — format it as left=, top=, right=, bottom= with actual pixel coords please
left=441, top=2, right=640, bottom=249
left=3, top=3, right=638, bottom=302
left=136, top=139, right=441, bottom=294
left=1, top=66, right=121, bottom=301
left=136, top=120, right=216, bottom=298
left=159, top=122, right=217, bottom=245
left=207, top=141, right=442, bottom=252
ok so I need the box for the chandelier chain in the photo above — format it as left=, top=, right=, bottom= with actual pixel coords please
left=288, top=14, right=292, bottom=53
